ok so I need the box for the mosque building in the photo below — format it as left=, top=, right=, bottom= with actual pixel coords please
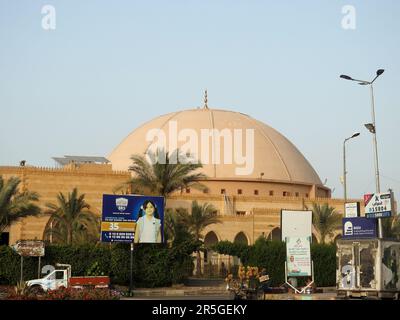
left=0, top=94, right=362, bottom=249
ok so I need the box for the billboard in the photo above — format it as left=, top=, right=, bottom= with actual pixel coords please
left=101, top=194, right=164, bottom=243
left=342, top=217, right=377, bottom=239
left=345, top=202, right=360, bottom=218
left=12, top=240, right=45, bottom=257
left=364, top=192, right=393, bottom=218
left=286, top=237, right=312, bottom=277
left=281, top=210, right=312, bottom=242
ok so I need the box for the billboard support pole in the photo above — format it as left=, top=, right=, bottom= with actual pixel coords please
left=20, top=256, right=23, bottom=283
left=284, top=260, right=315, bottom=294
left=129, top=242, right=134, bottom=296
left=38, top=256, right=41, bottom=279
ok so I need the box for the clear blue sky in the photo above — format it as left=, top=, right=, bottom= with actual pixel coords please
left=1, top=0, right=399, bottom=202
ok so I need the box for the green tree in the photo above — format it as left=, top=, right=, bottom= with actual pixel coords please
left=382, top=215, right=400, bottom=240
left=164, top=207, right=194, bottom=245
left=177, top=201, right=221, bottom=275
left=43, top=188, right=99, bottom=244
left=0, top=176, right=41, bottom=236
left=311, top=203, right=341, bottom=244
left=126, top=149, right=206, bottom=206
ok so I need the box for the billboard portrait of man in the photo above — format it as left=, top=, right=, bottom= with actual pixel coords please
left=287, top=255, right=300, bottom=274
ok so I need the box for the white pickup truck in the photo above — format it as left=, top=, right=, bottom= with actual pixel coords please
left=26, top=263, right=110, bottom=294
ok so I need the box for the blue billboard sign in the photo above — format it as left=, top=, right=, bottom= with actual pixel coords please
left=342, top=217, right=377, bottom=239
left=101, top=194, right=164, bottom=243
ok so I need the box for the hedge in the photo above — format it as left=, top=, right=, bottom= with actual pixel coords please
left=0, top=241, right=196, bottom=288
left=212, top=238, right=336, bottom=287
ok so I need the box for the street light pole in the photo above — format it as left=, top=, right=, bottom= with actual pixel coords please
left=343, top=132, right=360, bottom=203
left=340, top=69, right=385, bottom=238
left=369, top=84, right=381, bottom=193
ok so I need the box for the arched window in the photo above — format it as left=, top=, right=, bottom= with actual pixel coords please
left=267, top=227, right=282, bottom=241
left=204, top=231, right=219, bottom=248
left=203, top=231, right=219, bottom=264
left=234, top=232, right=249, bottom=245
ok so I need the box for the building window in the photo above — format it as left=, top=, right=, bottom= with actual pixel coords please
left=221, top=189, right=226, bottom=194
left=236, top=211, right=246, bottom=216
left=237, top=189, right=242, bottom=195
left=283, top=191, right=287, bottom=196
left=203, top=188, right=209, bottom=194
left=295, top=192, right=299, bottom=197
left=305, top=193, right=309, bottom=198
left=269, top=190, right=274, bottom=196
left=254, top=190, right=259, bottom=195
left=185, top=187, right=190, bottom=194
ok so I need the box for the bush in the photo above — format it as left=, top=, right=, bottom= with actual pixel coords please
left=0, top=241, right=197, bottom=288
left=311, top=243, right=336, bottom=287
left=213, top=238, right=337, bottom=287
left=6, top=287, right=121, bottom=300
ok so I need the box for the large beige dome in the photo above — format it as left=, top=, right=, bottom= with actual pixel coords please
left=108, top=107, right=322, bottom=185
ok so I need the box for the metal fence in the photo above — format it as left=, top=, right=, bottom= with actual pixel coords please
left=188, top=256, right=241, bottom=279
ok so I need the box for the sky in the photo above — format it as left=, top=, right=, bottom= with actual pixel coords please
left=0, top=0, right=399, bottom=202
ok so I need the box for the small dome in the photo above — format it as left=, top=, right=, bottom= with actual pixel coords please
left=108, top=108, right=322, bottom=185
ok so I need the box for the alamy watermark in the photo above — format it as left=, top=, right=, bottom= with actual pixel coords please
left=341, top=5, right=356, bottom=30
left=145, top=121, right=255, bottom=176
left=41, top=5, right=56, bottom=30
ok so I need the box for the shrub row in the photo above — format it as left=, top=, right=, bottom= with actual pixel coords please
left=0, top=240, right=197, bottom=288
left=213, top=238, right=336, bottom=287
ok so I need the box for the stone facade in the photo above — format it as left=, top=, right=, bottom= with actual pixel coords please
left=0, top=164, right=362, bottom=245
left=0, top=164, right=130, bottom=244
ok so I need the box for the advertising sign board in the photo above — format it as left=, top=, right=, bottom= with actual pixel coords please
left=345, top=202, right=360, bottom=218
left=364, top=192, right=393, bottom=218
left=286, top=236, right=312, bottom=277
left=342, top=217, right=377, bottom=239
left=12, top=240, right=45, bottom=257
left=101, top=194, right=164, bottom=243
left=281, top=210, right=312, bottom=242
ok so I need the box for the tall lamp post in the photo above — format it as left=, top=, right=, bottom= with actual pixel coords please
left=340, top=69, right=385, bottom=237
left=343, top=132, right=360, bottom=203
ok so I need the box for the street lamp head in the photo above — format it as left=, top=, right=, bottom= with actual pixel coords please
left=364, top=123, right=376, bottom=134
left=340, top=75, right=353, bottom=80
left=376, top=69, right=385, bottom=76
left=351, top=132, right=360, bottom=138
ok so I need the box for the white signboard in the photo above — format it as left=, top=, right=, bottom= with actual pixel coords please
left=345, top=202, right=360, bottom=218
left=364, top=192, right=393, bottom=218
left=12, top=240, right=45, bottom=257
left=286, top=237, right=312, bottom=277
left=281, top=210, right=312, bottom=242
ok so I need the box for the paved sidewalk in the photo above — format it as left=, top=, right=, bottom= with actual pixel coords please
left=131, top=285, right=229, bottom=298
left=127, top=286, right=338, bottom=300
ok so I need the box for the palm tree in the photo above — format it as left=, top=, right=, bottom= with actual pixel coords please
left=311, top=202, right=342, bottom=244
left=43, top=188, right=99, bottom=244
left=0, top=176, right=41, bottom=236
left=177, top=201, right=221, bottom=275
left=127, top=149, right=206, bottom=206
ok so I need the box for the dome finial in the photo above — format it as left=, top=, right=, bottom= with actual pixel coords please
left=203, top=89, right=208, bottom=109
